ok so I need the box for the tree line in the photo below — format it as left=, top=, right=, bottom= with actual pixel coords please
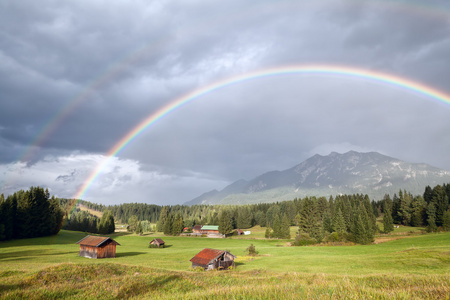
left=377, top=184, right=450, bottom=233
left=0, top=187, right=64, bottom=241
left=62, top=209, right=115, bottom=234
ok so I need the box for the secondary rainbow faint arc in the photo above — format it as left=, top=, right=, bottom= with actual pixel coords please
left=73, top=64, right=450, bottom=200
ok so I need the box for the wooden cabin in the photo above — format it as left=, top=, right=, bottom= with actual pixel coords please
left=149, top=238, right=165, bottom=248
left=192, top=225, right=202, bottom=234
left=190, top=248, right=236, bottom=270
left=200, top=225, right=219, bottom=234
left=76, top=235, right=119, bottom=259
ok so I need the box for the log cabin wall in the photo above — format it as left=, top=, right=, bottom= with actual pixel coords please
left=97, top=243, right=117, bottom=258
left=79, top=245, right=98, bottom=259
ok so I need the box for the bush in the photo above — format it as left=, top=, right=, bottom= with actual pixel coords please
left=292, top=233, right=317, bottom=246
left=245, top=244, right=258, bottom=256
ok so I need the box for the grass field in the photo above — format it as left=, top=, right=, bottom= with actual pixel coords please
left=1, top=228, right=449, bottom=299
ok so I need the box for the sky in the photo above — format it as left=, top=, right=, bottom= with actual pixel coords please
left=1, top=0, right=450, bottom=206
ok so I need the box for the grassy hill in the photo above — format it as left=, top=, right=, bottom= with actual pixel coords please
left=1, top=229, right=449, bottom=299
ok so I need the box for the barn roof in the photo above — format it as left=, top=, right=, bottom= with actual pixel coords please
left=192, top=225, right=202, bottom=230
left=76, top=235, right=120, bottom=247
left=201, top=225, right=219, bottom=230
left=150, top=238, right=165, bottom=244
left=190, top=248, right=236, bottom=267
left=190, top=248, right=224, bottom=266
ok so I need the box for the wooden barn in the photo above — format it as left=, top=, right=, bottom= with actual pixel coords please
left=190, top=248, right=236, bottom=270
left=76, top=235, right=120, bottom=259
left=192, top=225, right=202, bottom=234
left=149, top=238, right=165, bottom=248
left=200, top=225, right=219, bottom=234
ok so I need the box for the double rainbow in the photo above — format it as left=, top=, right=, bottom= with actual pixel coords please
left=73, top=64, right=450, bottom=200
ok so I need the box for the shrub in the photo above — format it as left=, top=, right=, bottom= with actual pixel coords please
left=292, top=233, right=317, bottom=246
left=246, top=244, right=258, bottom=256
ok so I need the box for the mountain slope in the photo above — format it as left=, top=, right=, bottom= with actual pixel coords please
left=185, top=151, right=450, bottom=205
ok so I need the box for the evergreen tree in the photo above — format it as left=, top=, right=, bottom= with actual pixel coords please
left=280, top=214, right=291, bottom=239
left=382, top=207, right=394, bottom=234
left=156, top=206, right=169, bottom=232
left=426, top=203, right=438, bottom=232
left=332, top=208, right=346, bottom=234
left=128, top=215, right=139, bottom=233
left=163, top=213, right=174, bottom=235
left=98, top=210, right=115, bottom=234
left=272, top=214, right=281, bottom=238
left=219, top=210, right=233, bottom=236
left=171, top=212, right=184, bottom=235
left=442, top=210, right=450, bottom=231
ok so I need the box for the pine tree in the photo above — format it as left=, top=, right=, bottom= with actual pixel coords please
left=272, top=214, right=281, bottom=238
left=157, top=206, right=169, bottom=232
left=442, top=210, right=450, bottom=231
left=382, top=207, right=394, bottom=234
left=280, top=214, right=291, bottom=239
left=171, top=212, right=184, bottom=235
left=332, top=208, right=346, bottom=234
left=426, top=203, right=437, bottom=232
left=219, top=210, right=233, bottom=236
left=98, top=210, right=115, bottom=234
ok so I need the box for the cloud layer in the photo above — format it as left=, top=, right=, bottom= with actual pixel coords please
left=1, top=0, right=450, bottom=205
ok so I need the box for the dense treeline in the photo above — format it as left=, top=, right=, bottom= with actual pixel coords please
left=376, top=184, right=450, bottom=232
left=62, top=209, right=115, bottom=234
left=0, top=187, right=64, bottom=241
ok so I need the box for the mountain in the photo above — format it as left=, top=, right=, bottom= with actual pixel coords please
left=184, top=151, right=450, bottom=205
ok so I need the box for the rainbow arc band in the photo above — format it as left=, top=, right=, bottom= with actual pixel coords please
left=73, top=65, right=450, bottom=201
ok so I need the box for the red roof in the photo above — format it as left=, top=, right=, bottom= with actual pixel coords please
left=76, top=235, right=120, bottom=247
left=190, top=248, right=225, bottom=267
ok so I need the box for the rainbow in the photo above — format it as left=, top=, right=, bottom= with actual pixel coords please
left=73, top=64, right=450, bottom=201
left=14, top=0, right=450, bottom=163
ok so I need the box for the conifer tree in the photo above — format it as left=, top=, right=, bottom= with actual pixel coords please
left=219, top=210, right=233, bottom=236
left=382, top=207, right=394, bottom=234
left=272, top=214, right=281, bottom=238
left=332, top=208, right=346, bottom=234
left=281, top=214, right=291, bottom=239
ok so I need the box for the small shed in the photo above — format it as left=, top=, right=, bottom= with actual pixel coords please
left=190, top=248, right=236, bottom=270
left=76, top=235, right=120, bottom=259
left=149, top=238, right=165, bottom=248
left=236, top=229, right=244, bottom=235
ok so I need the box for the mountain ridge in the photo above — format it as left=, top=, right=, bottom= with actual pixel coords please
left=184, top=151, right=450, bottom=205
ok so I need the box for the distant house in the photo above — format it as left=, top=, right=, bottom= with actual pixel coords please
left=76, top=235, right=120, bottom=259
left=192, top=225, right=202, bottom=234
left=236, top=229, right=244, bottom=235
left=190, top=248, right=236, bottom=270
left=200, top=225, right=219, bottom=235
left=149, top=238, right=165, bottom=248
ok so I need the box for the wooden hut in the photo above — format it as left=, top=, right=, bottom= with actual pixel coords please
left=192, top=225, right=202, bottom=234
left=149, top=238, right=165, bottom=248
left=190, top=248, right=236, bottom=270
left=76, top=235, right=120, bottom=259
left=236, top=229, right=244, bottom=235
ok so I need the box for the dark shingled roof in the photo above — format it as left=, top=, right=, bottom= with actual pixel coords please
left=150, top=238, right=165, bottom=245
left=190, top=248, right=225, bottom=267
left=76, top=235, right=120, bottom=247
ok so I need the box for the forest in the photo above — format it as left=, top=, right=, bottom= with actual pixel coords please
left=1, top=183, right=449, bottom=245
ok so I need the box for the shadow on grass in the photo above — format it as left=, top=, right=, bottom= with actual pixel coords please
left=115, top=252, right=146, bottom=258
left=0, top=249, right=78, bottom=261
left=148, top=244, right=173, bottom=249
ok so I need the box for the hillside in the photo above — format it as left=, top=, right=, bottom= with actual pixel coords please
left=186, top=151, right=450, bottom=205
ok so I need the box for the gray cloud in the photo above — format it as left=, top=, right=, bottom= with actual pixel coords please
left=1, top=0, right=450, bottom=205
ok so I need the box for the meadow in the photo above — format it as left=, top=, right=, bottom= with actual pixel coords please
left=1, top=228, right=449, bottom=299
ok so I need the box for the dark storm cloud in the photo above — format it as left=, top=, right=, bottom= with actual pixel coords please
left=1, top=0, right=450, bottom=204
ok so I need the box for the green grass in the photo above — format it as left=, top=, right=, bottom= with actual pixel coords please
left=1, top=229, right=449, bottom=299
